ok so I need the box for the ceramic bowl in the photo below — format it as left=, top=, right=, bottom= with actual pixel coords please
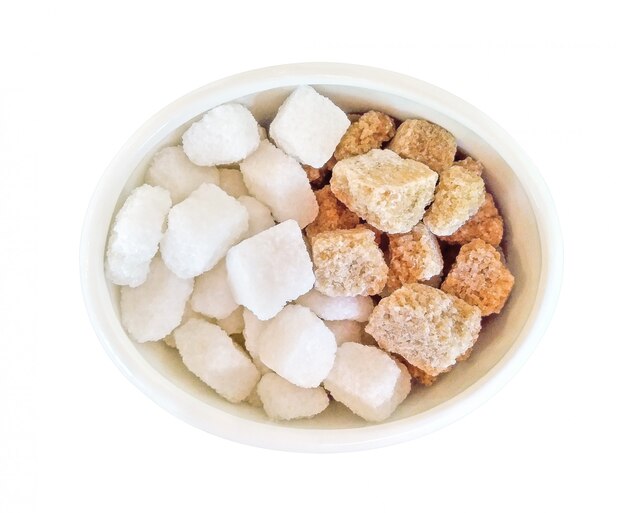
left=80, top=63, right=562, bottom=452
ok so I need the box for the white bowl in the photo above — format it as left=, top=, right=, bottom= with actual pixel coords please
left=80, top=63, right=562, bottom=452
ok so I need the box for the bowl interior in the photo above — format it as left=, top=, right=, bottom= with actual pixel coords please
left=92, top=78, right=542, bottom=436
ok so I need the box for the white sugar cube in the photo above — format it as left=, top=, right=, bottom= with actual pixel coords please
left=237, top=196, right=275, bottom=238
left=217, top=306, right=244, bottom=335
left=190, top=259, right=238, bottom=320
left=161, top=184, right=248, bottom=279
left=257, top=373, right=329, bottom=420
left=242, top=309, right=271, bottom=374
left=226, top=220, right=314, bottom=320
left=296, top=289, right=373, bottom=322
left=163, top=301, right=205, bottom=348
left=269, top=86, right=350, bottom=167
left=324, top=320, right=364, bottom=345
left=182, top=104, right=260, bottom=166
left=324, top=342, right=411, bottom=422
left=240, top=140, right=318, bottom=228
left=145, top=146, right=220, bottom=204
left=258, top=305, right=336, bottom=388
left=175, top=319, right=260, bottom=403
left=219, top=168, right=249, bottom=198
left=106, top=184, right=171, bottom=287
left=242, top=308, right=265, bottom=358
left=245, top=386, right=263, bottom=408
left=121, top=255, right=193, bottom=343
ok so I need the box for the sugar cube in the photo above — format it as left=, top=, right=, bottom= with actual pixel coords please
left=387, top=119, right=457, bottom=173
left=441, top=239, right=514, bottom=316
left=258, top=305, right=336, bottom=388
left=324, top=320, right=364, bottom=345
left=242, top=309, right=271, bottom=374
left=438, top=193, right=503, bottom=246
left=323, top=342, right=411, bottom=422
left=174, top=318, right=260, bottom=403
left=163, top=301, right=204, bottom=348
left=242, top=308, right=265, bottom=358
left=106, top=184, right=171, bottom=287
left=257, top=373, right=329, bottom=420
left=269, top=86, right=350, bottom=167
left=366, top=283, right=481, bottom=376
left=454, top=156, right=484, bottom=176
left=160, top=183, right=248, bottom=279
left=423, top=165, right=486, bottom=236
left=190, top=259, right=238, bottom=320
left=311, top=228, right=388, bottom=296
left=217, top=306, right=244, bottom=334
left=387, top=223, right=443, bottom=291
left=182, top=103, right=260, bottom=166
left=334, top=110, right=396, bottom=161
left=219, top=168, right=249, bottom=197
left=330, top=149, right=438, bottom=234
left=120, top=255, right=193, bottom=343
left=226, top=220, right=315, bottom=320
left=237, top=196, right=275, bottom=238
left=245, top=386, right=263, bottom=408
left=145, top=146, right=220, bottom=204
left=296, top=289, right=373, bottom=322
left=304, top=185, right=360, bottom=240
left=240, top=140, right=318, bottom=228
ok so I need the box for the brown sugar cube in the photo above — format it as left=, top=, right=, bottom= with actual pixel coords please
left=420, top=273, right=443, bottom=289
left=305, top=186, right=361, bottom=239
left=423, top=164, right=486, bottom=236
left=325, top=156, right=337, bottom=171
left=330, top=149, right=438, bottom=234
left=360, top=222, right=385, bottom=247
left=393, top=355, right=440, bottom=386
left=302, top=157, right=336, bottom=187
left=439, top=193, right=504, bottom=246
left=454, top=156, right=484, bottom=176
left=378, top=274, right=441, bottom=298
left=311, top=228, right=389, bottom=296
left=441, top=239, right=513, bottom=315
left=405, top=360, right=444, bottom=386
left=386, top=223, right=444, bottom=292
left=302, top=156, right=336, bottom=187
left=442, top=239, right=514, bottom=316
left=334, top=111, right=396, bottom=161
left=387, top=119, right=456, bottom=173
left=302, top=164, right=327, bottom=185
left=400, top=344, right=473, bottom=386
left=407, top=364, right=439, bottom=386
left=365, top=283, right=481, bottom=376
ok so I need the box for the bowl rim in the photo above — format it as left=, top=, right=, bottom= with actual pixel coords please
left=80, top=62, right=563, bottom=452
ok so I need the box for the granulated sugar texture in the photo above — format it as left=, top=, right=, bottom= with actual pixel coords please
left=104, top=85, right=515, bottom=423
left=226, top=220, right=315, bottom=320
left=160, top=183, right=248, bottom=279
left=120, top=255, right=193, bottom=343
left=182, top=103, right=260, bottom=166
left=145, top=146, right=219, bottom=204
left=106, top=184, right=171, bottom=287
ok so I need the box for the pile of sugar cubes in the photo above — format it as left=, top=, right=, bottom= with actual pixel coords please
left=106, top=85, right=515, bottom=423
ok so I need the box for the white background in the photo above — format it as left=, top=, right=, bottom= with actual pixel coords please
left=1, top=1, right=624, bottom=511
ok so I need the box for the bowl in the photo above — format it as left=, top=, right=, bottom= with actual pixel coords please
left=80, top=63, right=563, bottom=452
